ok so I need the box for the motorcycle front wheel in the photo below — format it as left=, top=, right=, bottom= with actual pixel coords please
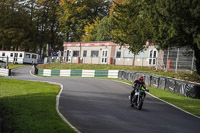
left=136, top=97, right=143, bottom=110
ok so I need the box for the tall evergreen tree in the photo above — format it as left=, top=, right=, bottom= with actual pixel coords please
left=145, top=0, right=200, bottom=74
left=111, top=0, right=149, bottom=65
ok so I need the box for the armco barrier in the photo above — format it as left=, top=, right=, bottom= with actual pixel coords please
left=144, top=73, right=151, bottom=86
left=0, top=68, right=11, bottom=76
left=118, top=70, right=123, bottom=79
left=60, top=70, right=70, bottom=76
left=185, top=83, right=200, bottom=99
left=175, top=80, right=187, bottom=96
left=158, top=77, right=166, bottom=90
left=117, top=70, right=200, bottom=99
left=35, top=68, right=200, bottom=99
left=150, top=75, right=160, bottom=88
left=165, top=78, right=176, bottom=92
left=108, top=70, right=119, bottom=78
left=37, top=69, right=119, bottom=79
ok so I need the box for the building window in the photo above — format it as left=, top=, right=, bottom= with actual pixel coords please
left=116, top=51, right=121, bottom=58
left=149, top=49, right=157, bottom=65
left=14, top=53, right=18, bottom=57
left=26, top=54, right=30, bottom=58
left=73, top=51, right=80, bottom=57
left=83, top=50, right=87, bottom=57
left=91, top=51, right=99, bottom=57
left=2, top=52, right=5, bottom=56
left=153, top=51, right=157, bottom=58
left=19, top=53, right=23, bottom=57
left=32, top=55, right=37, bottom=59
left=10, top=53, right=13, bottom=57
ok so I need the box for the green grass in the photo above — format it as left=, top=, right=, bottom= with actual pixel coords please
left=149, top=87, right=200, bottom=116
left=0, top=78, right=76, bottom=133
left=37, top=63, right=200, bottom=83
left=8, top=64, right=31, bottom=69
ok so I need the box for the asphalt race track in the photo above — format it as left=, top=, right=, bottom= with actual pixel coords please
left=5, top=66, right=200, bottom=133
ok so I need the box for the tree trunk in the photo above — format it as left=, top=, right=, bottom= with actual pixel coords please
left=132, top=54, right=135, bottom=66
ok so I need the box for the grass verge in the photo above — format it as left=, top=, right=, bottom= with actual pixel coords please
left=8, top=64, right=31, bottom=69
left=0, top=78, right=76, bottom=133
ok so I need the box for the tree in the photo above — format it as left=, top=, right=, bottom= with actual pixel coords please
left=111, top=0, right=149, bottom=65
left=58, top=0, right=111, bottom=42
left=82, top=16, right=112, bottom=42
left=145, top=0, right=200, bottom=74
left=0, top=0, right=62, bottom=58
left=0, top=0, right=35, bottom=51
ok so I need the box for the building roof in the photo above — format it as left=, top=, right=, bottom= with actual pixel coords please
left=0, top=50, right=38, bottom=54
left=63, top=41, right=120, bottom=47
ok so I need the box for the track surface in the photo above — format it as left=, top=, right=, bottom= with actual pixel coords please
left=6, top=66, right=200, bottom=133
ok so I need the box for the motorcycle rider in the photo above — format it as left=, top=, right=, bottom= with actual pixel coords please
left=130, top=76, right=149, bottom=105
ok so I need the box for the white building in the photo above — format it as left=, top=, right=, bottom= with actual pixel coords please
left=63, top=41, right=159, bottom=67
left=0, top=51, right=39, bottom=64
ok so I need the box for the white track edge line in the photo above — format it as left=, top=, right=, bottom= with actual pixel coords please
left=50, top=82, right=81, bottom=133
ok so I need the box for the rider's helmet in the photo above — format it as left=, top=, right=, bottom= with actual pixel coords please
left=139, top=76, right=144, bottom=83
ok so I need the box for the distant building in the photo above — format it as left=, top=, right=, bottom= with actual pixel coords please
left=0, top=51, right=39, bottom=64
left=63, top=41, right=158, bottom=67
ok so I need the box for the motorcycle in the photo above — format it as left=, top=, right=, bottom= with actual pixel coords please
left=130, top=84, right=149, bottom=110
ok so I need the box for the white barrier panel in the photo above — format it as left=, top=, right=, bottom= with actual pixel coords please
left=0, top=68, right=9, bottom=76
left=82, top=70, right=95, bottom=77
left=108, top=70, right=119, bottom=78
left=60, top=70, right=71, bottom=76
left=43, top=69, right=51, bottom=76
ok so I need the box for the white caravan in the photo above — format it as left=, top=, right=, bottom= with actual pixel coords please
left=0, top=51, right=38, bottom=64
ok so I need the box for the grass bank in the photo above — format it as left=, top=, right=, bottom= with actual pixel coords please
left=37, top=63, right=200, bottom=83
left=8, top=64, right=31, bottom=69
left=0, top=78, right=76, bottom=133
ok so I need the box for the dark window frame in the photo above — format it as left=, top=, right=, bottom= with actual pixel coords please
left=91, top=50, right=99, bottom=58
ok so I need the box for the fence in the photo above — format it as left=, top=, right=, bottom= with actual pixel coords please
left=156, top=47, right=195, bottom=73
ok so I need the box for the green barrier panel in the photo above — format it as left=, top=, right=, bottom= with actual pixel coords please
left=95, top=70, right=108, bottom=77
left=70, top=69, right=82, bottom=76
left=51, top=69, right=60, bottom=76
left=38, top=69, right=43, bottom=75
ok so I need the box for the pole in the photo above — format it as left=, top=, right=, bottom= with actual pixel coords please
left=166, top=47, right=169, bottom=72
left=79, top=43, right=81, bottom=63
left=156, top=57, right=158, bottom=70
left=191, top=50, right=195, bottom=73
left=6, top=56, right=8, bottom=66
left=175, top=48, right=179, bottom=73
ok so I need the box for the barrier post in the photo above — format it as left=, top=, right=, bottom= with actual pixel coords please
left=175, top=48, right=179, bottom=73
left=168, top=60, right=171, bottom=69
left=166, top=47, right=169, bottom=72
left=6, top=56, right=8, bottom=66
left=191, top=50, right=195, bottom=73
